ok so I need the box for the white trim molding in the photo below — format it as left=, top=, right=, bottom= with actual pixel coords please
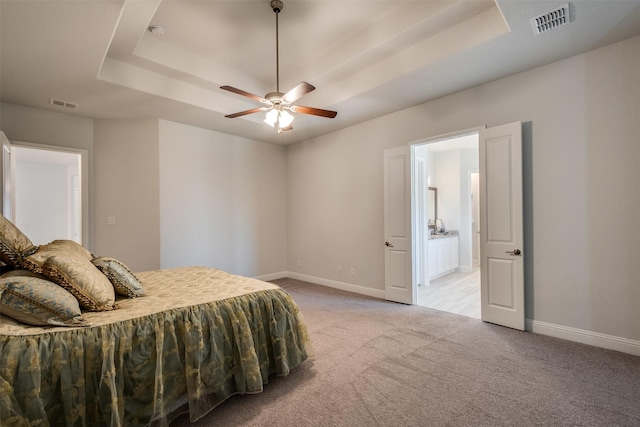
left=526, top=319, right=640, bottom=356
left=254, top=271, right=288, bottom=282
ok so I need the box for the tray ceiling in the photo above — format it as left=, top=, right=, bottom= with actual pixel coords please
left=2, top=1, right=640, bottom=145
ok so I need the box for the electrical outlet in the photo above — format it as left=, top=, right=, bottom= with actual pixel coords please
left=350, top=267, right=356, bottom=276
left=296, top=259, right=302, bottom=267
left=107, top=216, right=116, bottom=225
left=338, top=265, right=343, bottom=274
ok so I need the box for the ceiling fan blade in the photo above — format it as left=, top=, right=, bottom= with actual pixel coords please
left=225, top=107, right=270, bottom=119
left=291, top=105, right=338, bottom=119
left=221, top=86, right=269, bottom=103
left=282, top=82, right=315, bottom=104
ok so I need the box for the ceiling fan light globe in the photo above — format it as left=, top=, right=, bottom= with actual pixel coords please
left=279, top=110, right=294, bottom=128
left=264, top=109, right=278, bottom=127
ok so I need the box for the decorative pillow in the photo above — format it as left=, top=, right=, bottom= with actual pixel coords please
left=42, top=254, right=116, bottom=312
left=23, top=239, right=93, bottom=273
left=0, top=270, right=87, bottom=327
left=0, top=215, right=37, bottom=267
left=92, top=256, right=145, bottom=298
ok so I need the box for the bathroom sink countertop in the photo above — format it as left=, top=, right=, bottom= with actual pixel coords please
left=428, top=230, right=459, bottom=239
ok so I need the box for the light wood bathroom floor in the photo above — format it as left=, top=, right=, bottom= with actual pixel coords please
left=417, top=266, right=480, bottom=319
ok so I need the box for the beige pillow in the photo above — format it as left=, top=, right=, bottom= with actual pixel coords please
left=23, top=239, right=93, bottom=273
left=0, top=215, right=37, bottom=267
left=42, top=254, right=115, bottom=312
left=92, top=256, right=145, bottom=298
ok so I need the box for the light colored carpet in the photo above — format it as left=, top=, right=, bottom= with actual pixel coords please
left=172, top=278, right=640, bottom=426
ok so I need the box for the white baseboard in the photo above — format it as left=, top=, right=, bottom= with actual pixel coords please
left=254, top=271, right=288, bottom=282
left=526, top=319, right=640, bottom=356
left=287, top=272, right=386, bottom=299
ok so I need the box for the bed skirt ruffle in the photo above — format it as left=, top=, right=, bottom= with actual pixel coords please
left=0, top=287, right=310, bottom=426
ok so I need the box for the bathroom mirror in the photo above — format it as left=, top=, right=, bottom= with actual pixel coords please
left=428, top=187, right=437, bottom=226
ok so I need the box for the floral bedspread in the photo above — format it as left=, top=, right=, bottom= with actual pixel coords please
left=0, top=266, right=311, bottom=426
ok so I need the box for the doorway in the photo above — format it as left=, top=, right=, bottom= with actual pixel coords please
left=2, top=141, right=88, bottom=247
left=385, top=122, right=524, bottom=328
left=413, top=133, right=480, bottom=318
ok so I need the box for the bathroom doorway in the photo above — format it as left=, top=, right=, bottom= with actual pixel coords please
left=413, top=133, right=481, bottom=318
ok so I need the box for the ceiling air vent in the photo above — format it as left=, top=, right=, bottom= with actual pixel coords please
left=530, top=3, right=571, bottom=35
left=49, top=98, right=78, bottom=109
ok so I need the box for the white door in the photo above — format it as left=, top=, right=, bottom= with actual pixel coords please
left=384, top=146, right=415, bottom=304
left=0, top=132, right=13, bottom=220
left=479, top=122, right=524, bottom=330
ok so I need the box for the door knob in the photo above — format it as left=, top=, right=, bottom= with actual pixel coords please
left=506, top=249, right=522, bottom=256
left=385, top=241, right=394, bottom=247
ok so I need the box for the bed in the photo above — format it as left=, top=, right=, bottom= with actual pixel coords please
left=0, top=216, right=311, bottom=426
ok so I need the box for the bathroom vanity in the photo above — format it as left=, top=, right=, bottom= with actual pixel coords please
left=428, top=232, right=459, bottom=279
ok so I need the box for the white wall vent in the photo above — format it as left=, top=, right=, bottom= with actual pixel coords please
left=530, top=3, right=571, bottom=35
left=49, top=98, right=78, bottom=109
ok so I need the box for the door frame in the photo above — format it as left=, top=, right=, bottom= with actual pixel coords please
left=410, top=125, right=485, bottom=285
left=469, top=170, right=480, bottom=267
left=414, top=156, right=427, bottom=287
left=1, top=132, right=13, bottom=221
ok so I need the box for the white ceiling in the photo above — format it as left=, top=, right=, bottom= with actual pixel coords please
left=2, top=0, right=640, bottom=145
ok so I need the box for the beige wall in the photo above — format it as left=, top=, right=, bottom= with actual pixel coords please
left=94, top=119, right=160, bottom=272
left=94, top=119, right=288, bottom=277
left=287, top=35, right=640, bottom=344
left=158, top=120, right=287, bottom=278
left=0, top=102, right=94, bottom=150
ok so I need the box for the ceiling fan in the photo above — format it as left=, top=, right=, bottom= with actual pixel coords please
left=221, top=0, right=337, bottom=133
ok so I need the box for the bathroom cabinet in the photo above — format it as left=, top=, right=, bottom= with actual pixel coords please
left=428, top=235, right=459, bottom=279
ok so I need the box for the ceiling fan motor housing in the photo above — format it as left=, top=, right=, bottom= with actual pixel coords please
left=266, top=91, right=285, bottom=105
left=271, top=0, right=283, bottom=13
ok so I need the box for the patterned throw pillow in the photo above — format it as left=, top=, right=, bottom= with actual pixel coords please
left=92, top=256, right=145, bottom=298
left=0, top=215, right=37, bottom=267
left=0, top=270, right=88, bottom=327
left=23, top=239, right=93, bottom=273
left=42, top=254, right=116, bottom=312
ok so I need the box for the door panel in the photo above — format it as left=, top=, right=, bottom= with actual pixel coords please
left=480, top=122, right=524, bottom=330
left=486, top=137, right=513, bottom=241
left=384, top=146, right=414, bottom=304
left=487, top=258, right=516, bottom=308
